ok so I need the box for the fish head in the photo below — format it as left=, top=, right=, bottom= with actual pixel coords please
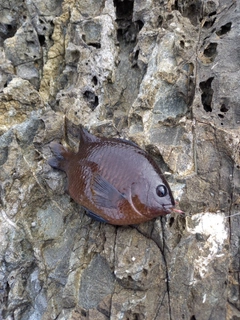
left=130, top=168, right=175, bottom=218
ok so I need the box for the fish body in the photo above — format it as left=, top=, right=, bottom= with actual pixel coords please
left=48, top=127, right=175, bottom=225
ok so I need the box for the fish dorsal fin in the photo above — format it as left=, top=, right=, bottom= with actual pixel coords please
left=79, top=126, right=102, bottom=146
left=92, top=174, right=125, bottom=209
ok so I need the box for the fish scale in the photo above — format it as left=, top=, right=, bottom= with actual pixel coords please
left=48, top=126, right=176, bottom=225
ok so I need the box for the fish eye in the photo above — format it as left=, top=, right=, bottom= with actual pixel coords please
left=156, top=185, right=167, bottom=197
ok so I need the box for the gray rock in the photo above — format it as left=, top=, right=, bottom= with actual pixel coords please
left=78, top=254, right=115, bottom=309
left=0, top=0, right=240, bottom=319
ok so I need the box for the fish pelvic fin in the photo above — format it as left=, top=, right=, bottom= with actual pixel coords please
left=84, top=208, right=108, bottom=223
left=48, top=142, right=72, bottom=172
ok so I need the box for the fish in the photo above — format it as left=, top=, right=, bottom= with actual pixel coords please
left=48, top=126, right=178, bottom=225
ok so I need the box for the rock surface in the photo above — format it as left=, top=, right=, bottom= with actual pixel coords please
left=0, top=0, right=239, bottom=319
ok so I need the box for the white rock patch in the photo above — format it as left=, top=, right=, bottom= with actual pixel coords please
left=187, top=212, right=228, bottom=279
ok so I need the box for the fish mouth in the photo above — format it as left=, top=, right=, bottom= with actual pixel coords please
left=162, top=204, right=174, bottom=213
left=171, top=208, right=185, bottom=214
left=162, top=204, right=184, bottom=215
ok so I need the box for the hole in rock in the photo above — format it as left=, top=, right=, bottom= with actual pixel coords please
left=220, top=104, right=230, bottom=113
left=209, top=11, right=216, bottom=17
left=134, top=49, right=139, bottom=60
left=190, top=316, right=196, bottom=320
left=114, top=0, right=137, bottom=43
left=0, top=23, right=17, bottom=39
left=93, top=96, right=99, bottom=109
left=81, top=309, right=87, bottom=317
left=216, top=22, right=232, bottom=36
left=166, top=14, right=174, bottom=20
left=157, top=15, right=163, bottom=27
left=88, top=42, right=101, bottom=49
left=143, top=269, right=148, bottom=276
left=187, top=4, right=201, bottom=25
left=199, top=77, right=214, bottom=112
left=172, top=0, right=178, bottom=9
left=203, top=17, right=216, bottom=28
left=38, top=34, right=45, bottom=46
left=135, top=20, right=144, bottom=31
left=203, top=42, right=217, bottom=59
left=7, top=24, right=13, bottom=31
left=128, top=313, right=140, bottom=320
left=114, top=0, right=134, bottom=19
left=83, top=91, right=99, bottom=110
left=4, top=281, right=11, bottom=302
left=180, top=40, right=185, bottom=48
left=177, top=3, right=201, bottom=26
left=114, top=0, right=141, bottom=43
left=69, top=49, right=80, bottom=63
left=218, top=114, right=224, bottom=118
left=169, top=217, right=175, bottom=227
left=92, top=76, right=98, bottom=85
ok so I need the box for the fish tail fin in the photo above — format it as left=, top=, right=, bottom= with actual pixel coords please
left=48, top=142, right=72, bottom=172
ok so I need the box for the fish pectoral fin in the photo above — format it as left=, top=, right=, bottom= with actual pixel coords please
left=85, top=209, right=108, bottom=223
left=92, top=174, right=125, bottom=209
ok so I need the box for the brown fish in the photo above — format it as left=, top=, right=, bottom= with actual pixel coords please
left=48, top=126, right=177, bottom=225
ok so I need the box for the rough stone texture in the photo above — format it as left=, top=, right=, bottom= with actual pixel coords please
left=0, top=0, right=239, bottom=319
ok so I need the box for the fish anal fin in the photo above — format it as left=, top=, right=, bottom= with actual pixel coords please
left=92, top=174, right=125, bottom=209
